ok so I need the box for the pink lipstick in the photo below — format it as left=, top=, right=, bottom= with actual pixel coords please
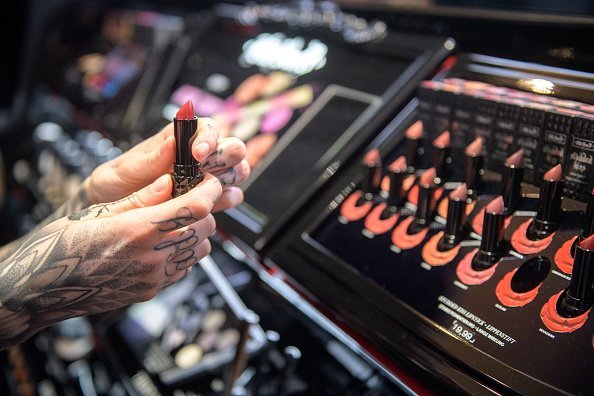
left=172, top=100, right=203, bottom=197
left=527, top=164, right=564, bottom=240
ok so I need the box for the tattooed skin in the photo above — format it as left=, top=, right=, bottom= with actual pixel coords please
left=0, top=184, right=89, bottom=261
left=0, top=192, right=202, bottom=349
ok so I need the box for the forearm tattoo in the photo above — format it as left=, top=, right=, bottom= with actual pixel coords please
left=0, top=199, right=204, bottom=350
left=0, top=184, right=89, bottom=261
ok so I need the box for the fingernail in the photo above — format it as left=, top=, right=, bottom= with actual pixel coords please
left=196, top=142, right=210, bottom=160
left=153, top=175, right=169, bottom=192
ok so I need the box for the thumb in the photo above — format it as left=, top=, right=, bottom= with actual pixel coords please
left=90, top=174, right=172, bottom=217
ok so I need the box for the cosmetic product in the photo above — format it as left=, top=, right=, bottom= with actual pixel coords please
left=450, top=89, right=476, bottom=149
left=472, top=196, right=505, bottom=271
left=416, top=80, right=441, bottom=140
left=386, top=156, right=407, bottom=212
left=536, top=107, right=576, bottom=181
left=231, top=115, right=262, bottom=141
left=245, top=134, right=278, bottom=167
left=438, top=184, right=468, bottom=251
left=360, top=148, right=382, bottom=202
left=490, top=96, right=521, bottom=170
left=363, top=156, right=406, bottom=236
left=174, top=344, right=204, bottom=369
left=172, top=100, right=203, bottom=197
left=261, top=71, right=294, bottom=97
left=496, top=256, right=550, bottom=307
left=432, top=84, right=458, bottom=142
left=235, top=73, right=269, bottom=104
left=432, top=130, right=451, bottom=185
left=515, top=101, right=551, bottom=183
left=556, top=235, right=594, bottom=318
left=563, top=112, right=594, bottom=201
left=409, top=167, right=437, bottom=234
left=500, top=149, right=524, bottom=215
left=464, top=137, right=484, bottom=198
left=261, top=106, right=293, bottom=134
left=473, top=92, right=498, bottom=170
left=404, top=121, right=423, bottom=172
left=527, top=164, right=564, bottom=240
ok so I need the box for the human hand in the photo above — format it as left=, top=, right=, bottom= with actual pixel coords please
left=86, top=118, right=250, bottom=212
left=0, top=173, right=225, bottom=347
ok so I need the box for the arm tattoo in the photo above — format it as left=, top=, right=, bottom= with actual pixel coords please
left=0, top=214, right=159, bottom=350
left=0, top=184, right=89, bottom=261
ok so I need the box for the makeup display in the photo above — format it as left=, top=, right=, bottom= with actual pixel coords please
left=164, top=3, right=455, bottom=250
left=5, top=1, right=594, bottom=395
left=268, top=55, right=594, bottom=395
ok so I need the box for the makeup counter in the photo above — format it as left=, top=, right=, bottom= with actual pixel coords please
left=1, top=1, right=594, bottom=395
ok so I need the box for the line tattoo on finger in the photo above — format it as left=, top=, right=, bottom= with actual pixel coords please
left=153, top=228, right=200, bottom=275
left=151, top=207, right=198, bottom=232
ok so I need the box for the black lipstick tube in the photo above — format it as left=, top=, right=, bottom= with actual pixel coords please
left=172, top=116, right=203, bottom=197
left=438, top=197, right=467, bottom=251
left=433, top=146, right=451, bottom=185
left=527, top=179, right=564, bottom=239
left=472, top=211, right=505, bottom=270
left=500, top=164, right=524, bottom=215
left=581, top=190, right=594, bottom=240
left=360, top=160, right=381, bottom=201
left=557, top=243, right=594, bottom=317
left=404, top=137, right=420, bottom=172
left=387, top=169, right=405, bottom=208
left=464, top=153, right=484, bottom=198
left=410, top=184, right=435, bottom=233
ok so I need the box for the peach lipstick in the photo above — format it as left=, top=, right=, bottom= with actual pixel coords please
left=438, top=184, right=468, bottom=250
left=172, top=100, right=203, bottom=197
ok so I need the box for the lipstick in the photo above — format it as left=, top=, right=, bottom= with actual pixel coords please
left=581, top=189, right=594, bottom=242
left=360, top=148, right=382, bottom=202
left=557, top=235, right=594, bottom=318
left=527, top=164, right=564, bottom=240
left=432, top=130, right=451, bottom=185
left=385, top=156, right=407, bottom=213
left=172, top=100, right=203, bottom=197
left=472, top=196, right=505, bottom=271
left=409, top=167, right=437, bottom=234
left=404, top=120, right=423, bottom=171
left=438, top=184, right=468, bottom=251
left=464, top=137, right=484, bottom=198
left=500, top=149, right=524, bottom=215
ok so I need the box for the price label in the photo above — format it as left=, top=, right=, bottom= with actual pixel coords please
left=450, top=320, right=476, bottom=343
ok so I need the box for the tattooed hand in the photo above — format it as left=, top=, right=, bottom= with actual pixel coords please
left=0, top=173, right=225, bottom=350
left=86, top=118, right=250, bottom=212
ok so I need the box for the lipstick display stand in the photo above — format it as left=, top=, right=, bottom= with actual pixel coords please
left=3, top=2, right=594, bottom=396
left=268, top=55, right=594, bottom=395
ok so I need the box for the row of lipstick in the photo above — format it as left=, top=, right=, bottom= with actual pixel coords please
left=339, top=120, right=594, bottom=333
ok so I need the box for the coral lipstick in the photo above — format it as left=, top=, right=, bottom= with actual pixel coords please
left=172, top=100, right=203, bottom=197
